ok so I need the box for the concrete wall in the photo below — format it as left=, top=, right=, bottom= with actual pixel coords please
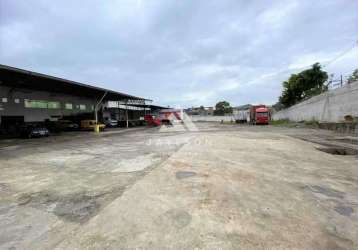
left=273, top=81, right=358, bottom=122
left=189, top=115, right=235, bottom=122
left=0, top=86, right=96, bottom=123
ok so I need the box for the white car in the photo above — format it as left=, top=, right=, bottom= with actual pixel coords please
left=104, top=118, right=118, bottom=127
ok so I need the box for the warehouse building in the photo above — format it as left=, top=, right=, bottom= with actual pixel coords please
left=102, top=101, right=166, bottom=127
left=0, top=64, right=148, bottom=134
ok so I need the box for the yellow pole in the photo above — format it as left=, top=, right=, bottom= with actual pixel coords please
left=94, top=124, right=100, bottom=133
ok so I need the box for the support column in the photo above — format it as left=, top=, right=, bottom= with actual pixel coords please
left=125, top=100, right=129, bottom=128
left=94, top=91, right=107, bottom=132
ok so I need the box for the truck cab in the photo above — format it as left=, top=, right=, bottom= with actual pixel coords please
left=255, top=107, right=270, bottom=125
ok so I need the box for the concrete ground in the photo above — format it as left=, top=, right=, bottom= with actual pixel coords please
left=0, top=123, right=357, bottom=249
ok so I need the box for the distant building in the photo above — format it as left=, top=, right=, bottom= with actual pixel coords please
left=185, top=106, right=214, bottom=116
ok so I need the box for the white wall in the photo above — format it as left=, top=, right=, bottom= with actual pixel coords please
left=273, top=81, right=358, bottom=122
left=189, top=115, right=235, bottom=122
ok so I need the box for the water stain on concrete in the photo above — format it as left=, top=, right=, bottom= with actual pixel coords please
left=17, top=192, right=100, bottom=223
left=176, top=171, right=197, bottom=179
left=165, top=209, right=192, bottom=229
left=0, top=183, right=10, bottom=193
left=53, top=195, right=99, bottom=223
left=309, top=185, right=345, bottom=199
left=334, top=206, right=354, bottom=217
left=155, top=209, right=192, bottom=229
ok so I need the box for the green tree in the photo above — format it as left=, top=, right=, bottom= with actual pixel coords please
left=348, top=69, right=358, bottom=83
left=278, top=63, right=328, bottom=108
left=214, top=101, right=232, bottom=115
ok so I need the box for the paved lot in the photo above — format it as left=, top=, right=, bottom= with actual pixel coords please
left=0, top=123, right=357, bottom=249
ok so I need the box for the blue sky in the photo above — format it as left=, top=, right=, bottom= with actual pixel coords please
left=1, top=0, right=357, bottom=108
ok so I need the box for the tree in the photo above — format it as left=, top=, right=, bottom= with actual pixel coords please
left=272, top=101, right=285, bottom=111
left=214, top=101, right=232, bottom=116
left=348, top=69, right=358, bottom=83
left=278, top=63, right=328, bottom=108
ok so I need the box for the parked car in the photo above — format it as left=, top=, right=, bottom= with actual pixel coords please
left=104, top=118, right=118, bottom=127
left=80, top=120, right=105, bottom=131
left=20, top=125, right=50, bottom=138
left=58, top=120, right=79, bottom=131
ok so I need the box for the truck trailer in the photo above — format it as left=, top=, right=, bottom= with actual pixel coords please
left=234, top=109, right=250, bottom=123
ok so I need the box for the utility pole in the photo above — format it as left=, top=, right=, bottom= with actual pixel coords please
left=125, top=100, right=129, bottom=128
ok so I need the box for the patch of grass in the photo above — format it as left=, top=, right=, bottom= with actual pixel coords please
left=271, top=119, right=320, bottom=128
left=220, top=120, right=236, bottom=124
left=270, top=119, right=291, bottom=126
left=304, top=120, right=319, bottom=128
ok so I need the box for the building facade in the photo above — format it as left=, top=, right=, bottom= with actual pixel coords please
left=0, top=64, right=147, bottom=132
left=0, top=85, right=96, bottom=125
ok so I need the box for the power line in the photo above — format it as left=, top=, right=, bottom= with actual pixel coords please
left=268, top=39, right=358, bottom=78
left=323, top=39, right=358, bottom=68
left=250, top=39, right=358, bottom=86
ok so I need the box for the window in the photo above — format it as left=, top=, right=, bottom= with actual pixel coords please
left=24, top=100, right=60, bottom=109
left=25, top=100, right=47, bottom=108
left=79, top=104, right=86, bottom=110
left=65, top=103, right=73, bottom=110
left=1, top=98, right=7, bottom=103
left=256, top=112, right=268, bottom=117
left=48, top=101, right=60, bottom=109
left=14, top=98, right=20, bottom=104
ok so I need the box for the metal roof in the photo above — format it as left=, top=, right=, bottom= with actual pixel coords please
left=0, top=64, right=150, bottom=102
left=126, top=104, right=168, bottom=110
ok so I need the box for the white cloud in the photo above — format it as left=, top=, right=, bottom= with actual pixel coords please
left=258, top=1, right=298, bottom=28
left=288, top=52, right=337, bottom=70
left=181, top=90, right=216, bottom=103
left=218, top=79, right=240, bottom=91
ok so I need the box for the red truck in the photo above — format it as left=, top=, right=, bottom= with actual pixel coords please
left=144, top=115, right=161, bottom=126
left=144, top=109, right=183, bottom=126
left=159, top=109, right=182, bottom=125
left=249, top=105, right=270, bottom=125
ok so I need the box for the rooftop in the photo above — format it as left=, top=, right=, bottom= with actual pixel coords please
left=0, top=64, right=149, bottom=103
